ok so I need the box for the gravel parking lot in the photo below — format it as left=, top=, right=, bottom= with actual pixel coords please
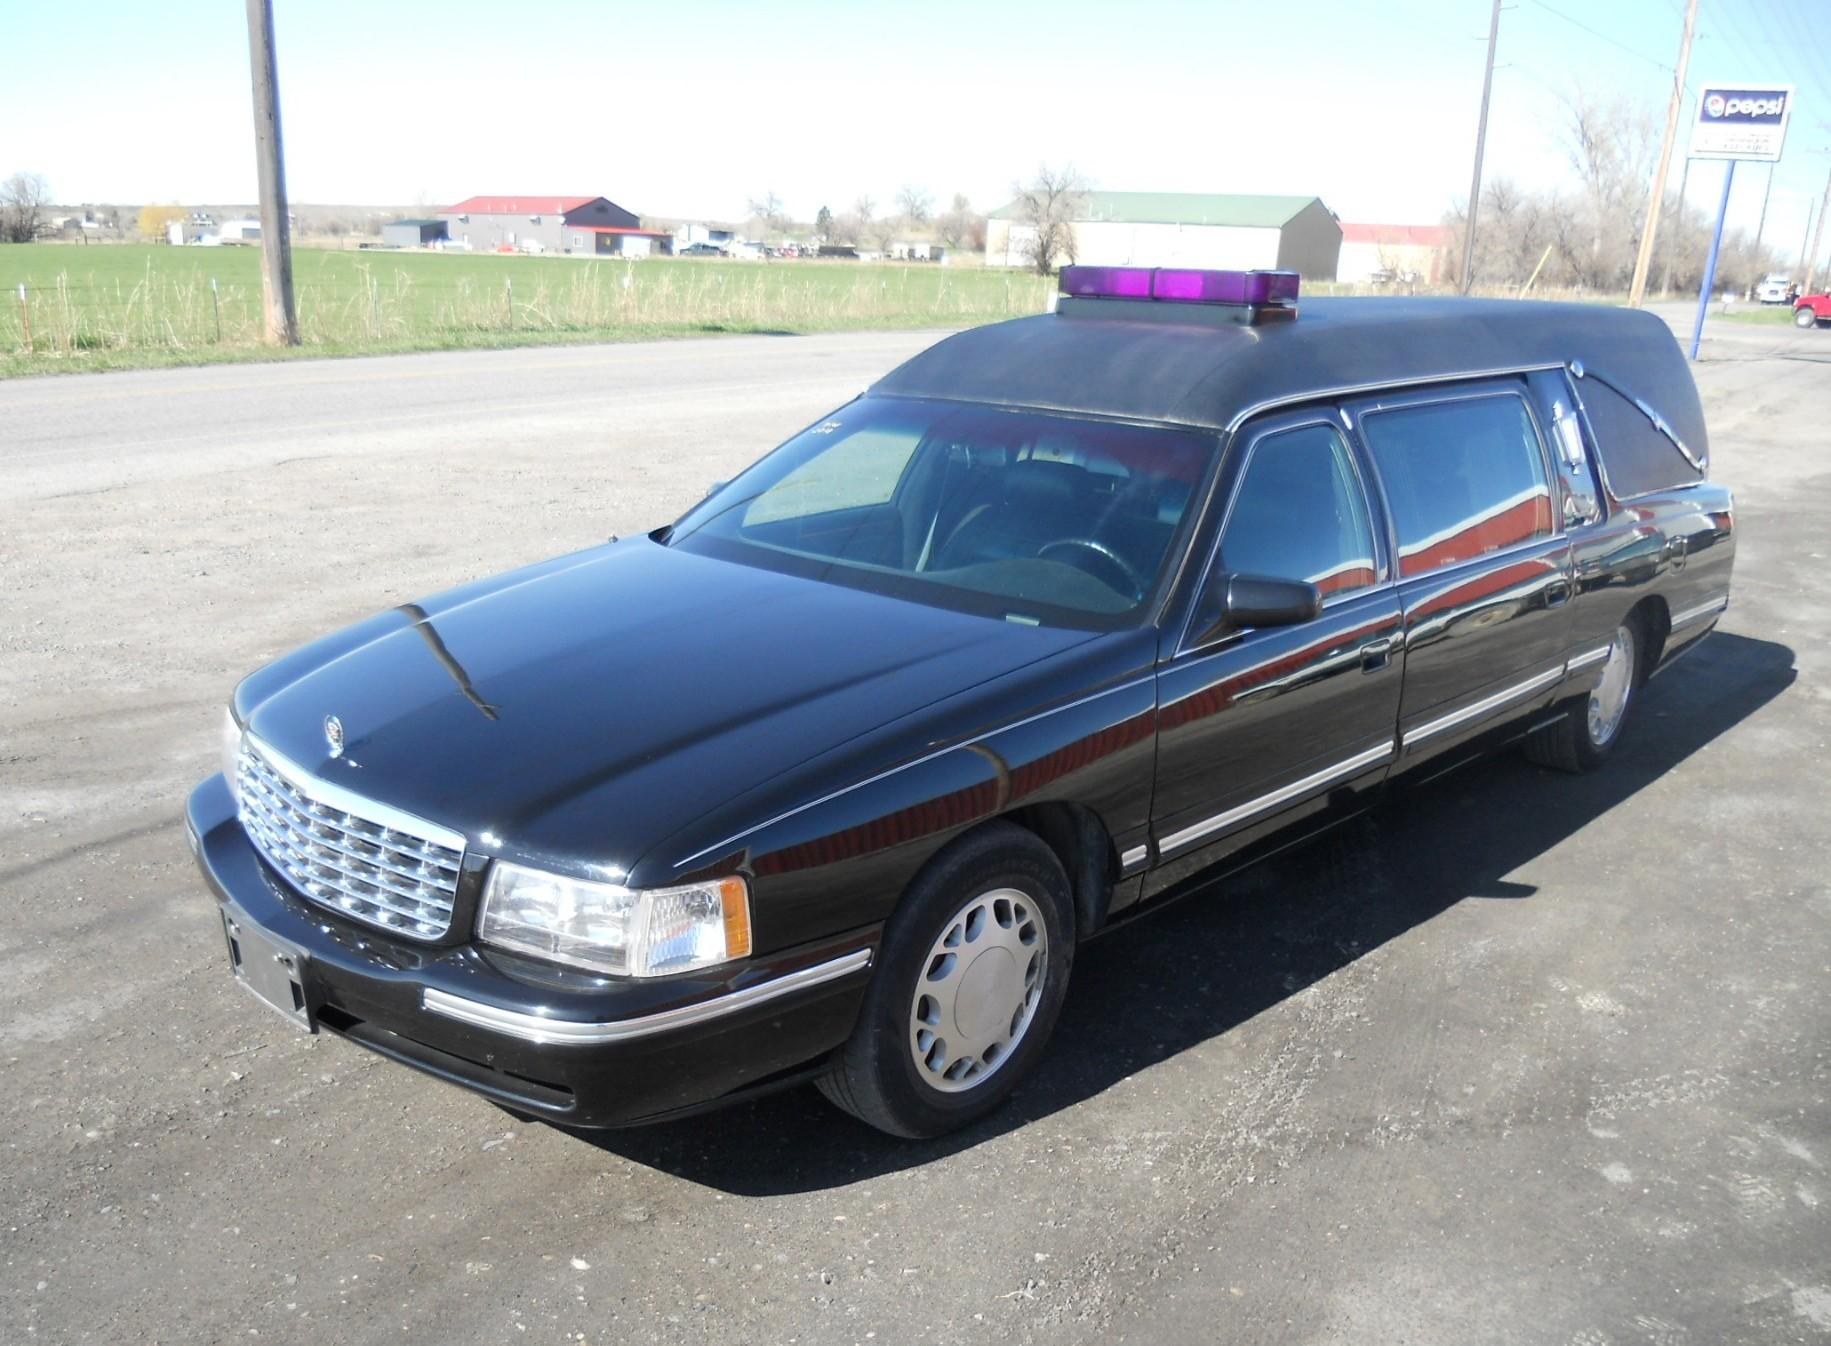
left=2, top=315, right=1827, bottom=1345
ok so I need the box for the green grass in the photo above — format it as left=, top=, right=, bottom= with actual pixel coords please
left=1716, top=302, right=1803, bottom=324
left=0, top=244, right=1055, bottom=378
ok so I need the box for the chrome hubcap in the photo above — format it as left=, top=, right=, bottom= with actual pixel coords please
left=907, top=887, right=1047, bottom=1094
left=1587, top=625, right=1636, bottom=746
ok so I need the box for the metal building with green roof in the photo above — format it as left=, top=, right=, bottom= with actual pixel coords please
left=985, top=190, right=1342, bottom=279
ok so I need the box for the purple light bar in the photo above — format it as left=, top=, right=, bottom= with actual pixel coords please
left=1154, top=268, right=1299, bottom=305
left=1058, top=265, right=1154, bottom=298
left=1058, top=265, right=1300, bottom=307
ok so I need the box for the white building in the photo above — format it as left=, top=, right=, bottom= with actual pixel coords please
left=985, top=191, right=1341, bottom=279
left=1336, top=223, right=1450, bottom=285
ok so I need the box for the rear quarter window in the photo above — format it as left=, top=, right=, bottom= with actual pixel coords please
left=1577, top=379, right=1704, bottom=499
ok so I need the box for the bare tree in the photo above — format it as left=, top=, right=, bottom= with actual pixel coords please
left=870, top=211, right=899, bottom=255
left=1, top=171, right=52, bottom=243
left=895, top=185, right=933, bottom=225
left=1556, top=92, right=1656, bottom=289
left=936, top=192, right=984, bottom=251
left=1011, top=165, right=1087, bottom=274
left=746, top=190, right=789, bottom=237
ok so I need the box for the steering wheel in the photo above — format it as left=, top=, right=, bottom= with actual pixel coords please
left=1037, top=538, right=1147, bottom=599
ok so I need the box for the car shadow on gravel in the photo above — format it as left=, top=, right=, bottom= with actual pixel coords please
left=571, top=630, right=1795, bottom=1193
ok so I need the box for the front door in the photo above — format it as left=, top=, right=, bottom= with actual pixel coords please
left=1147, top=412, right=1403, bottom=896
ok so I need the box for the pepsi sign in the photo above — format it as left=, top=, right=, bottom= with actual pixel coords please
left=1691, top=84, right=1793, bottom=161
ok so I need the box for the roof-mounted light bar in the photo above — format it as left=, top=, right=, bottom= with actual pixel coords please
left=1056, top=266, right=1300, bottom=324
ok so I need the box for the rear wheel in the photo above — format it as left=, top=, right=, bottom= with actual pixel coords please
left=817, top=822, right=1074, bottom=1138
left=1524, top=617, right=1644, bottom=773
left=1798, top=305, right=1821, bottom=329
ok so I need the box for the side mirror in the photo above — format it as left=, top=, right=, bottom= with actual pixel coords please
left=1196, top=572, right=1322, bottom=643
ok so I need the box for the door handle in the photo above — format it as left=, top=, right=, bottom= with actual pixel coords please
left=1545, top=578, right=1572, bottom=608
left=1360, top=637, right=1394, bottom=672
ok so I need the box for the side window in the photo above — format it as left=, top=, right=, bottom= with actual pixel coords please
left=1360, top=394, right=1553, bottom=577
left=1221, top=423, right=1378, bottom=597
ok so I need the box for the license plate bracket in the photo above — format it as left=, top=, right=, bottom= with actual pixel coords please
left=222, top=911, right=315, bottom=1034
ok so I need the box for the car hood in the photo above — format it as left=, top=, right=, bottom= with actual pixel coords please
left=241, top=538, right=1094, bottom=868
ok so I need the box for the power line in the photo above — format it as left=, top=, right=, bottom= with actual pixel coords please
left=1522, top=0, right=1674, bottom=72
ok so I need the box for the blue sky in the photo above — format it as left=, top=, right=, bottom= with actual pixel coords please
left=4, top=0, right=1828, bottom=260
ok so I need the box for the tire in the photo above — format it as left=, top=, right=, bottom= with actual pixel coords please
left=1523, top=615, right=1647, bottom=773
left=1798, top=306, right=1821, bottom=329
left=817, top=822, right=1074, bottom=1138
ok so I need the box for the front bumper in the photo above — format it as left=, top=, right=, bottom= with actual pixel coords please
left=186, top=774, right=874, bottom=1127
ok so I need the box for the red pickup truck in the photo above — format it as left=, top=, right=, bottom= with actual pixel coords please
left=1797, top=293, right=1831, bottom=328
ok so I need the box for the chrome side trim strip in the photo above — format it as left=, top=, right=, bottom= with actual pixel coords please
left=674, top=672, right=1158, bottom=868
left=1669, top=595, right=1728, bottom=630
left=1401, top=665, right=1565, bottom=749
left=421, top=949, right=874, bottom=1046
left=1119, top=843, right=1150, bottom=873
left=1157, top=739, right=1395, bottom=856
left=1564, top=644, right=1612, bottom=673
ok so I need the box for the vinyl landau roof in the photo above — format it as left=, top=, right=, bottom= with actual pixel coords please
left=870, top=298, right=1707, bottom=459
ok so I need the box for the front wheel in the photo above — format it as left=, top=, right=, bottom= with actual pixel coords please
left=1798, top=306, right=1821, bottom=329
left=1523, top=618, right=1644, bottom=773
left=817, top=822, right=1074, bottom=1138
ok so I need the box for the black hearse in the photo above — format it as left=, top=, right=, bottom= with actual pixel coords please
left=188, top=269, right=1735, bottom=1138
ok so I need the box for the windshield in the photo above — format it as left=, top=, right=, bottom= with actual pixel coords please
left=666, top=397, right=1216, bottom=628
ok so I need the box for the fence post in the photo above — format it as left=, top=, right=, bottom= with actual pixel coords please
left=17, top=283, right=30, bottom=353
left=369, top=275, right=380, bottom=339
left=210, top=277, right=223, bottom=343
left=505, top=277, right=513, bottom=329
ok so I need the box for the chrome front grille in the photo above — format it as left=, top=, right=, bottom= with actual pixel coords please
left=236, top=737, right=465, bottom=940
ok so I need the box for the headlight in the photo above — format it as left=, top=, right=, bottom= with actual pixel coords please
left=220, top=707, right=244, bottom=805
left=478, top=861, right=751, bottom=978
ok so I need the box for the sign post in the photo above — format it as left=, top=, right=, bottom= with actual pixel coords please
left=1686, top=84, right=1793, bottom=360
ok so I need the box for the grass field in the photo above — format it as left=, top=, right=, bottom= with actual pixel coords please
left=1717, top=302, right=1807, bottom=324
left=0, top=244, right=1055, bottom=377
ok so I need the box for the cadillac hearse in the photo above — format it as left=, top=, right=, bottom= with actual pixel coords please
left=188, top=269, right=1735, bottom=1138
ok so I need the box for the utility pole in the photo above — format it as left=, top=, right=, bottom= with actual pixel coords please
left=1751, top=162, right=1776, bottom=271
left=1628, top=0, right=1698, bottom=307
left=1807, top=165, right=1831, bottom=296
left=245, top=0, right=297, bottom=345
left=1460, top=0, right=1503, bottom=295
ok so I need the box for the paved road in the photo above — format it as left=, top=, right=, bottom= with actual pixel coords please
left=2, top=320, right=1828, bottom=1345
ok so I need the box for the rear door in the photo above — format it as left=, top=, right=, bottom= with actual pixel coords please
left=1147, top=411, right=1402, bottom=894
left=1347, top=381, right=1575, bottom=775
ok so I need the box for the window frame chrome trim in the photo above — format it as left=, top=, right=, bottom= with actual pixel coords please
left=1156, top=739, right=1395, bottom=857
left=420, top=948, right=874, bottom=1046
left=1400, top=664, right=1566, bottom=750
left=1219, top=363, right=1568, bottom=436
